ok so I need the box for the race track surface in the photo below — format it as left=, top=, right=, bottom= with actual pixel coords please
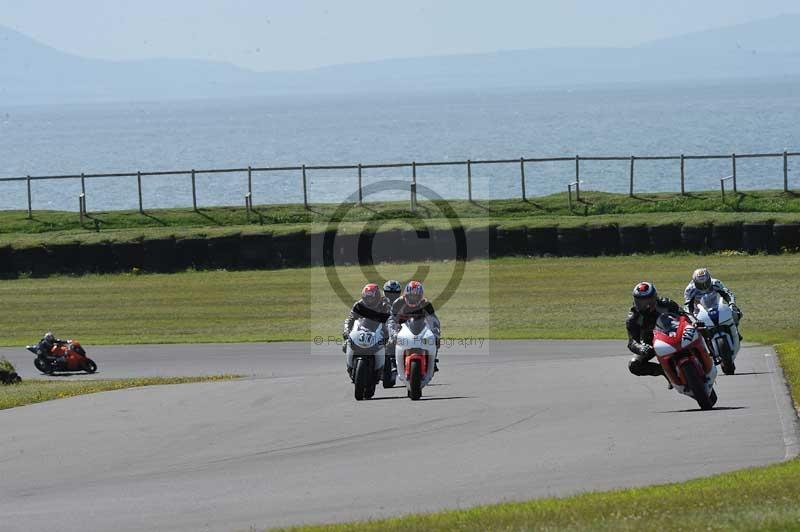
left=1, top=340, right=797, bottom=532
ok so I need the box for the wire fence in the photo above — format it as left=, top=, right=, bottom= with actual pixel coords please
left=1, top=150, right=796, bottom=217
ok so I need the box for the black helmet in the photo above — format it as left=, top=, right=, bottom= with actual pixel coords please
left=632, top=282, right=658, bottom=312
left=383, top=280, right=402, bottom=302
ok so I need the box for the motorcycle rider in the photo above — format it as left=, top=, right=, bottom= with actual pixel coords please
left=342, top=283, right=392, bottom=354
left=383, top=280, right=402, bottom=305
left=36, top=331, right=67, bottom=369
left=388, top=281, right=441, bottom=371
left=626, top=282, right=684, bottom=381
left=684, top=268, right=742, bottom=325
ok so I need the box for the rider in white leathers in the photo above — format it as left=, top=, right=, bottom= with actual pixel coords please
left=388, top=281, right=441, bottom=371
left=684, top=268, right=742, bottom=339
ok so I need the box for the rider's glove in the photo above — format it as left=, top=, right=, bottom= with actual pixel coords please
left=730, top=304, right=742, bottom=316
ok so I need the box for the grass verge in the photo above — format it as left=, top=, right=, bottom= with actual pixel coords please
left=2, top=189, right=799, bottom=248
left=0, top=375, right=238, bottom=410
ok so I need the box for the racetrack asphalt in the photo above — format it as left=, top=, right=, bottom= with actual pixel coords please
left=0, top=340, right=797, bottom=532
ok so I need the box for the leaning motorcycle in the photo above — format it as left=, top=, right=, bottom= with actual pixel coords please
left=395, top=317, right=437, bottom=401
left=28, top=339, right=98, bottom=375
left=692, top=292, right=740, bottom=375
left=346, top=318, right=385, bottom=401
left=653, top=314, right=718, bottom=410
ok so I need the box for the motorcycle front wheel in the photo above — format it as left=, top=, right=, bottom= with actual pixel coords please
left=84, top=358, right=98, bottom=374
left=715, top=338, right=736, bottom=375
left=408, top=359, right=422, bottom=401
left=683, top=361, right=714, bottom=410
left=354, top=358, right=369, bottom=401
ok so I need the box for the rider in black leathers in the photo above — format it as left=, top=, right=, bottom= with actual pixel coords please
left=36, top=331, right=67, bottom=369
left=626, top=282, right=684, bottom=377
left=342, top=284, right=392, bottom=353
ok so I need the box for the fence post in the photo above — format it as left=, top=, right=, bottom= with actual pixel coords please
left=411, top=161, right=417, bottom=211
left=26, top=175, right=32, bottom=219
left=629, top=155, right=635, bottom=197
left=80, top=172, right=86, bottom=211
left=191, top=169, right=197, bottom=211
left=575, top=155, right=581, bottom=201
left=137, top=171, right=143, bottom=213
left=247, top=166, right=253, bottom=203
left=302, top=164, right=308, bottom=209
left=520, top=158, right=527, bottom=201
left=79, top=194, right=85, bottom=224
left=784, top=150, right=789, bottom=193
left=467, top=160, right=473, bottom=202
left=357, top=164, right=363, bottom=205
left=732, top=153, right=737, bottom=193
left=680, top=154, right=685, bottom=195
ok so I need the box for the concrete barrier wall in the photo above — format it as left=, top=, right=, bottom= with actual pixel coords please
left=1, top=222, right=798, bottom=277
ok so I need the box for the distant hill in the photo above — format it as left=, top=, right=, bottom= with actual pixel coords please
left=2, top=14, right=800, bottom=105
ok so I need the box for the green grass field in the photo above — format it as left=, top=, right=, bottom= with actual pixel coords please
left=2, top=189, right=799, bottom=248
left=0, top=254, right=797, bottom=346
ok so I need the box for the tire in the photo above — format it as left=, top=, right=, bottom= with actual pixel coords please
left=354, top=358, right=369, bottom=401
left=84, top=359, right=98, bottom=374
left=709, top=389, right=718, bottom=407
left=34, top=358, right=46, bottom=373
left=382, top=357, right=396, bottom=389
left=683, top=360, right=713, bottom=410
left=409, top=359, right=422, bottom=401
left=716, top=338, right=736, bottom=375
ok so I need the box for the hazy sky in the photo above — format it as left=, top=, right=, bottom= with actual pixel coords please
left=1, top=1, right=798, bottom=71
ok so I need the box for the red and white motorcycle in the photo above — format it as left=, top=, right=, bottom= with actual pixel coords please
left=395, top=317, right=438, bottom=401
left=653, top=313, right=718, bottom=410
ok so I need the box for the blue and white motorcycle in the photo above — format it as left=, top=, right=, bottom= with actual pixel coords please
left=346, top=317, right=386, bottom=400
left=692, top=292, right=741, bottom=375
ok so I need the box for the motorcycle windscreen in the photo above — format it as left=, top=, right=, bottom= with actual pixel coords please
left=404, top=318, right=427, bottom=336
left=655, top=313, right=679, bottom=334
left=699, top=292, right=720, bottom=310
left=355, top=317, right=382, bottom=332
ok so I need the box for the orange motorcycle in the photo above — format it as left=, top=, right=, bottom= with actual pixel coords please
left=28, top=340, right=98, bottom=375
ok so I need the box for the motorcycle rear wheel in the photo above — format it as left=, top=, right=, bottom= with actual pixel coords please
left=409, top=359, right=422, bottom=401
left=683, top=361, right=713, bottom=410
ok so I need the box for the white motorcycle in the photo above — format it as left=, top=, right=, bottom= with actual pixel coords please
left=394, top=317, right=438, bottom=401
left=692, top=292, right=740, bottom=375
left=346, top=318, right=386, bottom=401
